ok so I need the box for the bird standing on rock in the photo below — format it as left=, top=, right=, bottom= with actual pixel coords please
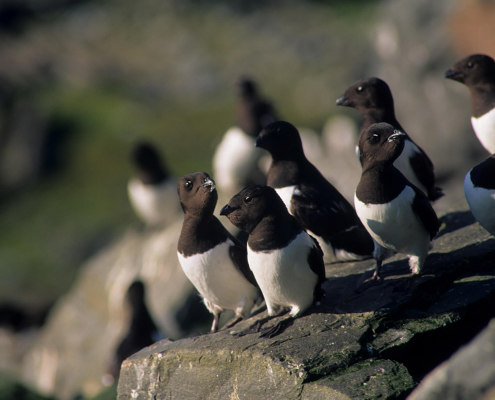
left=213, top=77, right=279, bottom=195
left=445, top=54, right=495, bottom=154
left=221, top=185, right=325, bottom=335
left=354, top=122, right=440, bottom=282
left=337, top=77, right=443, bottom=201
left=255, top=120, right=374, bottom=262
left=177, top=172, right=261, bottom=332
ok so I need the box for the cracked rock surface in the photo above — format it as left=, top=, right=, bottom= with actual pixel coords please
left=117, top=209, right=495, bottom=400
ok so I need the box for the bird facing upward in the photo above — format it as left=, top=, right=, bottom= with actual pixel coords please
left=177, top=172, right=261, bottom=333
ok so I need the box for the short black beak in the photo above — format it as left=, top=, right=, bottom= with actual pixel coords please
left=255, top=134, right=264, bottom=148
left=220, top=204, right=233, bottom=216
left=445, top=69, right=463, bottom=82
left=336, top=95, right=350, bottom=106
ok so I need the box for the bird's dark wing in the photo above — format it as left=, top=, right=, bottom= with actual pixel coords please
left=228, top=235, right=259, bottom=288
left=408, top=142, right=443, bottom=201
left=291, top=183, right=362, bottom=239
left=307, top=235, right=326, bottom=301
left=411, top=186, right=440, bottom=239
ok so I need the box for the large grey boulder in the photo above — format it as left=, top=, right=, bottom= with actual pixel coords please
left=117, top=208, right=495, bottom=399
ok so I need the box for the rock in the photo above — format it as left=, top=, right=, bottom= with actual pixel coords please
left=408, top=318, right=495, bottom=400
left=16, top=221, right=209, bottom=400
left=117, top=207, right=495, bottom=399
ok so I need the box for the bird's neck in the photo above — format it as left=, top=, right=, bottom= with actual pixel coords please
left=248, top=214, right=300, bottom=251
left=267, top=158, right=302, bottom=187
left=469, top=84, right=495, bottom=118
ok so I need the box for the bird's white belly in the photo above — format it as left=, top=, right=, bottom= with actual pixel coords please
left=471, top=108, right=495, bottom=154
left=247, top=232, right=317, bottom=314
left=177, top=241, right=257, bottom=311
left=128, top=179, right=179, bottom=226
left=354, top=186, right=430, bottom=254
left=212, top=126, right=263, bottom=192
left=393, top=140, right=427, bottom=195
left=275, top=186, right=296, bottom=212
left=464, top=172, right=495, bottom=235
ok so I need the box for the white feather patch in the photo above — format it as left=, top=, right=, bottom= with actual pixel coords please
left=471, top=108, right=495, bottom=154
left=354, top=186, right=431, bottom=270
left=247, top=232, right=318, bottom=316
left=177, top=240, right=259, bottom=316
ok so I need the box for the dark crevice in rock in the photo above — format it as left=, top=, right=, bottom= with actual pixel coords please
left=377, top=292, right=495, bottom=382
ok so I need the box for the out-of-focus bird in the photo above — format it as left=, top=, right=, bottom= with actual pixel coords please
left=213, top=77, right=278, bottom=196
left=128, top=141, right=180, bottom=227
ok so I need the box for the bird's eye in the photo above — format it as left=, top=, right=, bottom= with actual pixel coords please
left=370, top=133, right=380, bottom=144
left=184, top=180, right=192, bottom=190
left=356, top=86, right=363, bottom=93
left=467, top=61, right=473, bottom=69
left=244, top=195, right=252, bottom=203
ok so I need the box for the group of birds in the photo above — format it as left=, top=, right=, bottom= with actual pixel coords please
left=127, top=53, right=495, bottom=337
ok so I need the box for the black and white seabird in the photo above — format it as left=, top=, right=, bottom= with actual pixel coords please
left=445, top=54, right=495, bottom=154
left=337, top=77, right=443, bottom=201
left=177, top=172, right=261, bottom=332
left=354, top=122, right=440, bottom=281
left=128, top=141, right=180, bottom=227
left=220, top=185, right=325, bottom=323
left=464, top=155, right=495, bottom=236
left=213, top=77, right=278, bottom=195
left=255, top=120, right=374, bottom=262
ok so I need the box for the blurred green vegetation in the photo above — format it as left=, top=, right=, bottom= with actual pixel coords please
left=0, top=0, right=379, bottom=307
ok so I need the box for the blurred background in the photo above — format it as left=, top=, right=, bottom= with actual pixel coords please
left=0, top=0, right=493, bottom=399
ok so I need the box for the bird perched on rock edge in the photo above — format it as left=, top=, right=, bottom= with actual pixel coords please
left=177, top=172, right=261, bottom=333
left=354, top=122, right=440, bottom=282
left=221, top=185, right=326, bottom=336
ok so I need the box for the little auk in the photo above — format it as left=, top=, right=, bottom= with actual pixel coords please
left=256, top=120, right=374, bottom=262
left=213, top=77, right=278, bottom=195
left=128, top=141, right=180, bottom=227
left=354, top=122, right=440, bottom=282
left=177, top=172, right=261, bottom=332
left=221, top=185, right=326, bottom=336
